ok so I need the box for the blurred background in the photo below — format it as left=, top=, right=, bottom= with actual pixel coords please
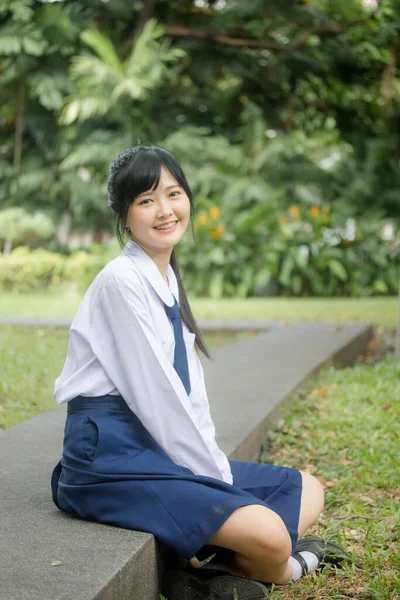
left=0, top=0, right=399, bottom=300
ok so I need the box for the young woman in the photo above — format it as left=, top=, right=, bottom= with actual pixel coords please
left=51, top=145, right=347, bottom=600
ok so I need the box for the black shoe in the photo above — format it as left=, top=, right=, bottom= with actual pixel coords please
left=162, top=568, right=269, bottom=600
left=294, top=536, right=348, bottom=574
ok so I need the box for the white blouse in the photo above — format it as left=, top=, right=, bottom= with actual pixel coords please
left=54, top=240, right=233, bottom=484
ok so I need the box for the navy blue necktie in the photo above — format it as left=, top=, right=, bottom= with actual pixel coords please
left=164, top=298, right=191, bottom=395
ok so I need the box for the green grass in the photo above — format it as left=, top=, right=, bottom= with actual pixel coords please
left=0, top=326, right=68, bottom=429
left=261, top=355, right=400, bottom=600
left=0, top=325, right=247, bottom=429
left=192, top=297, right=399, bottom=329
left=0, top=290, right=398, bottom=328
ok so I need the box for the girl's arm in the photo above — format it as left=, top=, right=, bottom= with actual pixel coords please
left=91, top=271, right=227, bottom=481
left=188, top=353, right=233, bottom=484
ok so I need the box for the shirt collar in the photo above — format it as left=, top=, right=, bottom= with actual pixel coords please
left=122, top=240, right=179, bottom=307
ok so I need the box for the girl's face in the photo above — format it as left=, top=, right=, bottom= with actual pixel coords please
left=126, top=166, right=191, bottom=252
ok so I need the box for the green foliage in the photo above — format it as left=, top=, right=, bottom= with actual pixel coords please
left=0, top=0, right=399, bottom=298
left=178, top=199, right=399, bottom=298
left=1, top=206, right=396, bottom=297
left=60, top=19, right=185, bottom=126
left=0, top=244, right=116, bottom=292
left=0, top=208, right=55, bottom=252
left=62, top=245, right=118, bottom=289
left=163, top=122, right=399, bottom=298
left=0, top=246, right=64, bottom=292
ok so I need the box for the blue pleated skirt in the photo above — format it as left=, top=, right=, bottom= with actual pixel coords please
left=51, top=395, right=302, bottom=559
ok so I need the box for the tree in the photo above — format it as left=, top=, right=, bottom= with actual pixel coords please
left=0, top=207, right=54, bottom=254
left=1, top=0, right=399, bottom=240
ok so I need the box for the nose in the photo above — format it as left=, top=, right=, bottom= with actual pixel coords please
left=157, top=195, right=173, bottom=218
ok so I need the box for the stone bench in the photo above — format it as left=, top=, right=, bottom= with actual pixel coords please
left=0, top=321, right=371, bottom=600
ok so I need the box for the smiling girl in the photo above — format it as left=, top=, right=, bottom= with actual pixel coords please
left=51, top=145, right=347, bottom=600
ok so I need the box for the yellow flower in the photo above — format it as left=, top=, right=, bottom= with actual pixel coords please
left=209, top=225, right=225, bottom=240
left=197, top=214, right=209, bottom=226
left=310, top=206, right=320, bottom=217
left=209, top=206, right=220, bottom=220
left=322, top=206, right=331, bottom=216
left=289, top=205, right=300, bottom=217
left=279, top=216, right=288, bottom=225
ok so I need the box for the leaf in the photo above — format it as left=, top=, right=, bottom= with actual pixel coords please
left=328, top=259, right=348, bottom=282
left=373, top=280, right=389, bottom=294
left=81, top=29, right=124, bottom=78
left=236, top=265, right=254, bottom=297
left=29, top=75, right=64, bottom=111
left=381, top=402, right=392, bottom=411
left=279, top=255, right=294, bottom=287
left=208, top=271, right=224, bottom=299
left=51, top=560, right=64, bottom=567
left=254, top=268, right=272, bottom=289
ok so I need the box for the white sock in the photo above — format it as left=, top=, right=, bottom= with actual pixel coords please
left=288, top=551, right=319, bottom=581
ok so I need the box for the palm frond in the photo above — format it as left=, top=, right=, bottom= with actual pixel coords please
left=59, top=135, right=127, bottom=170
left=59, top=96, right=110, bottom=125
left=0, top=23, right=47, bottom=56
left=70, top=55, right=119, bottom=88
left=80, top=28, right=124, bottom=78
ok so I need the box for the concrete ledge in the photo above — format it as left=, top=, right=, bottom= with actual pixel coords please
left=0, top=321, right=372, bottom=600
left=207, top=321, right=372, bottom=462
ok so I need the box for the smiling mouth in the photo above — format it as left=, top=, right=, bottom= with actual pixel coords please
left=154, top=221, right=178, bottom=231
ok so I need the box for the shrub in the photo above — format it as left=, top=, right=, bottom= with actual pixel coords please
left=0, top=247, right=65, bottom=292
left=0, top=246, right=114, bottom=293
left=0, top=213, right=398, bottom=297
left=178, top=203, right=399, bottom=297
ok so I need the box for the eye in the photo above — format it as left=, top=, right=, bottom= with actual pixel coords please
left=170, top=191, right=180, bottom=197
left=138, top=198, right=153, bottom=205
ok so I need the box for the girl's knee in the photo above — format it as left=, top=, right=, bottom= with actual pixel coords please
left=250, top=510, right=292, bottom=564
left=208, top=504, right=292, bottom=565
left=301, top=471, right=325, bottom=513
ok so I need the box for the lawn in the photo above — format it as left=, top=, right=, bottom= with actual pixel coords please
left=0, top=290, right=398, bottom=328
left=263, top=355, right=399, bottom=600
left=0, top=326, right=68, bottom=429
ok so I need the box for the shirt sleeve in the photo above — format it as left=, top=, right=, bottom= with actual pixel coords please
left=91, top=271, right=226, bottom=481
left=189, top=352, right=233, bottom=484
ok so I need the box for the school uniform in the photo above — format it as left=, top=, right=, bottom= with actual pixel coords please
left=51, top=240, right=302, bottom=560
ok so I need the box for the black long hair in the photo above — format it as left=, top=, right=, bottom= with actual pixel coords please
left=107, top=145, right=210, bottom=359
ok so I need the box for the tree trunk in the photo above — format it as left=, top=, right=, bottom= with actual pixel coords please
left=133, top=0, right=156, bottom=39
left=395, top=275, right=400, bottom=363
left=122, top=0, right=157, bottom=56
left=13, top=81, right=25, bottom=174
left=3, top=238, right=13, bottom=255
left=93, top=227, right=103, bottom=244
left=381, top=45, right=397, bottom=117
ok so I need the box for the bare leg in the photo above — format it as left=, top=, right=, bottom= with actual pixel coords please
left=297, top=471, right=325, bottom=536
left=205, top=472, right=324, bottom=584
left=206, top=504, right=294, bottom=584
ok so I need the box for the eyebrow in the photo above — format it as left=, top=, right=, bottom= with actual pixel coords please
left=136, top=184, right=181, bottom=199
